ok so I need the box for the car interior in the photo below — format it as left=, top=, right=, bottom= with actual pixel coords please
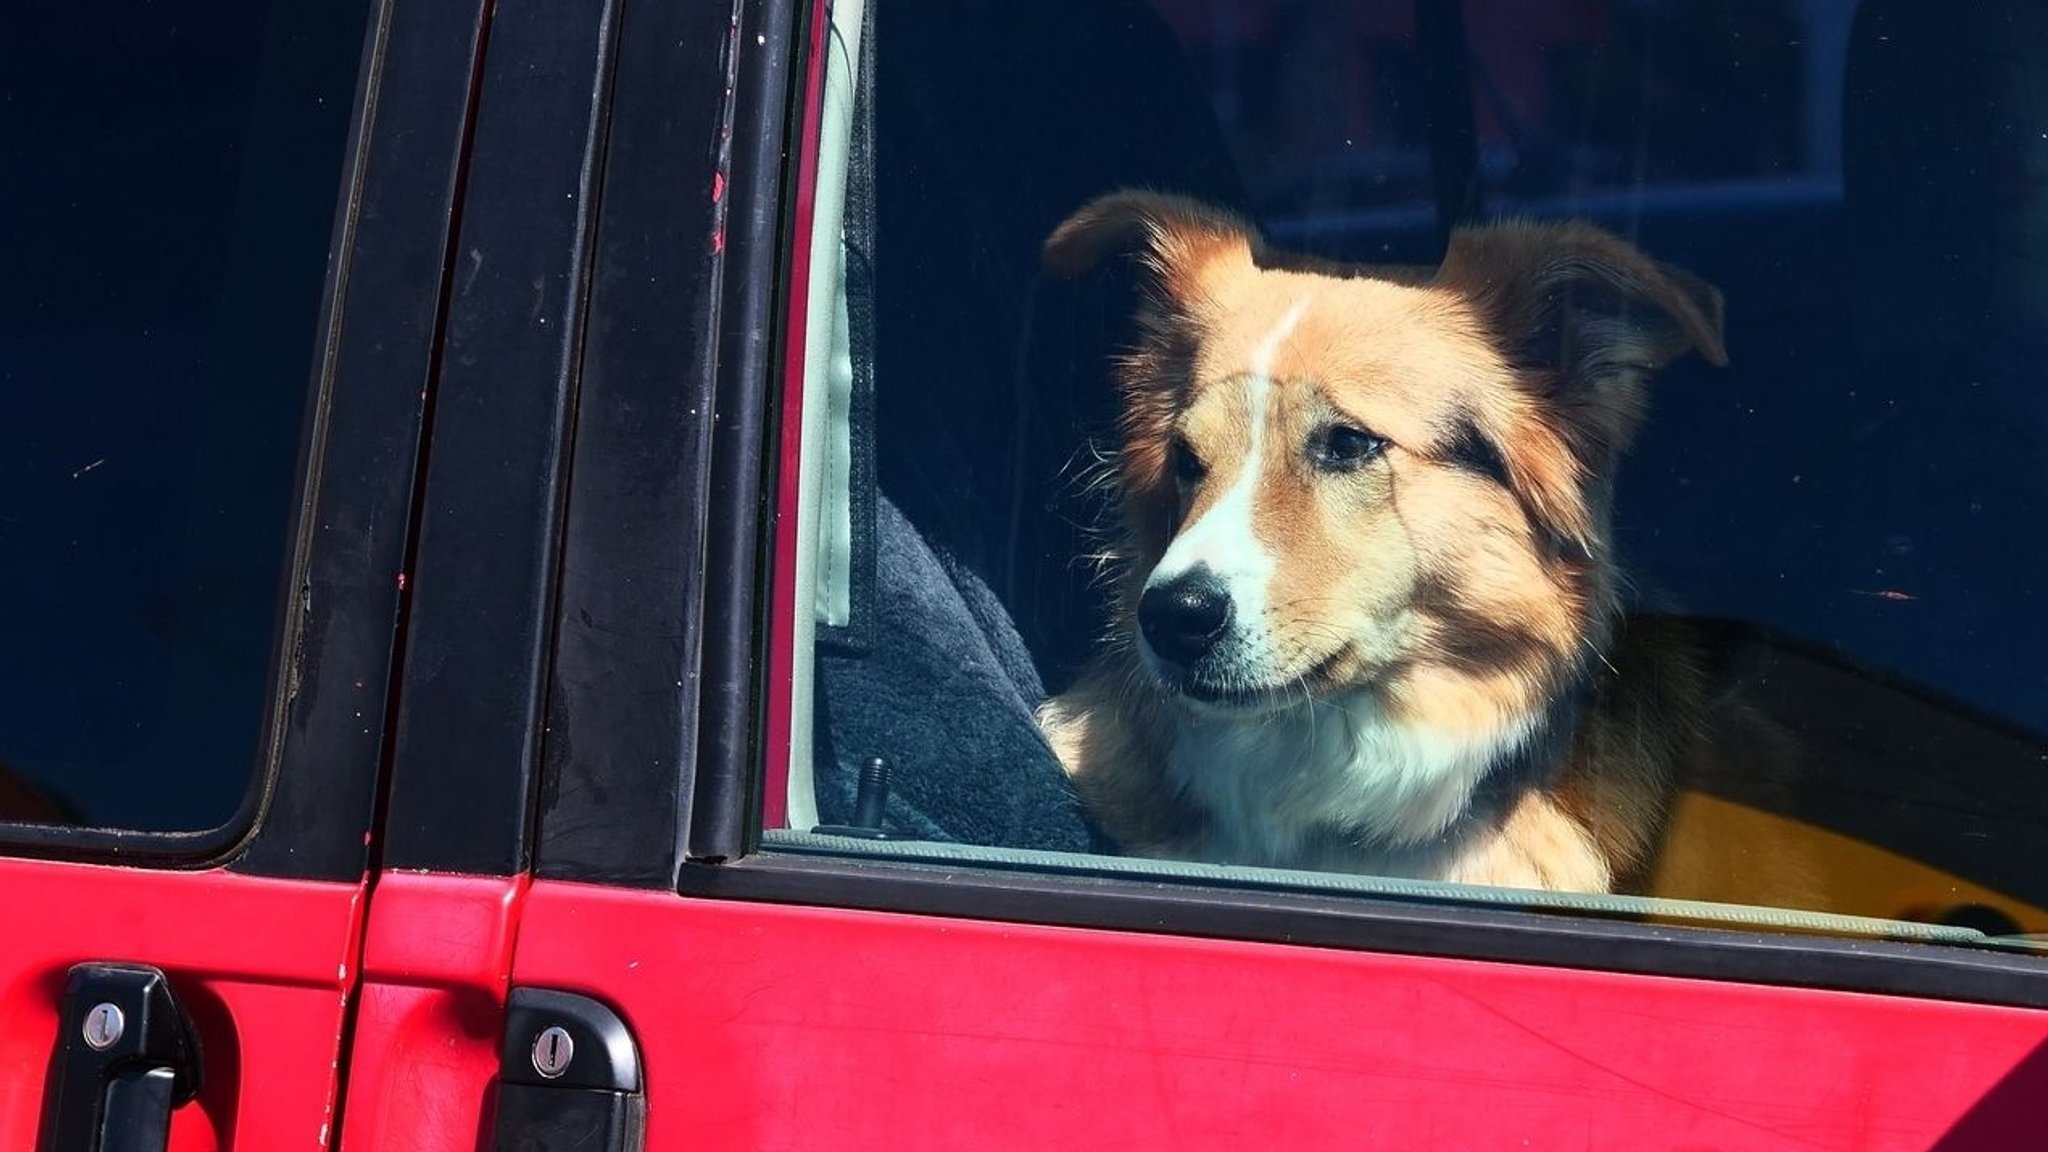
left=774, top=0, right=2048, bottom=950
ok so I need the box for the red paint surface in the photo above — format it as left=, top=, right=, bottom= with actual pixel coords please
left=512, top=879, right=2048, bottom=1151
left=758, top=0, right=832, bottom=832
left=0, top=860, right=366, bottom=1152
left=334, top=872, right=526, bottom=1152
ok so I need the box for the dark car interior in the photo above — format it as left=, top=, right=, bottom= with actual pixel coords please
left=0, top=2, right=364, bottom=829
left=804, top=0, right=2048, bottom=938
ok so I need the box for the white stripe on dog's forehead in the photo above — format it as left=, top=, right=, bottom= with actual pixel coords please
left=1250, top=297, right=1311, bottom=382
left=1148, top=298, right=1311, bottom=671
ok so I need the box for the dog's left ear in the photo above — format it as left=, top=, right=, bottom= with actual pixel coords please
left=1435, top=221, right=1727, bottom=379
left=1043, top=190, right=1257, bottom=302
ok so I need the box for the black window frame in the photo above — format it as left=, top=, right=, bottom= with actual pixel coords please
left=372, top=0, right=628, bottom=878
left=528, top=0, right=790, bottom=887
left=528, top=0, right=2048, bottom=1011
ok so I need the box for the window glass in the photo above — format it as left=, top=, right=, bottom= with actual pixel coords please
left=774, top=0, right=2048, bottom=951
left=0, top=2, right=366, bottom=831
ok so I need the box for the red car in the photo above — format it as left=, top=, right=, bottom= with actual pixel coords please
left=5, top=1, right=2046, bottom=1149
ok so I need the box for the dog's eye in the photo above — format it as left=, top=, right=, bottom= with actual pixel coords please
left=1311, top=425, right=1387, bottom=472
left=1171, top=438, right=1206, bottom=484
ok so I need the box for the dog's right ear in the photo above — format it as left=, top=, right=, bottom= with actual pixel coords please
left=1043, top=191, right=1256, bottom=300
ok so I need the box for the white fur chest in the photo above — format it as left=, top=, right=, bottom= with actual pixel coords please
left=1165, top=691, right=1537, bottom=873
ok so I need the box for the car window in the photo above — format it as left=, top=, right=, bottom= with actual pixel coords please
left=0, top=1, right=365, bottom=833
left=767, top=0, right=2048, bottom=951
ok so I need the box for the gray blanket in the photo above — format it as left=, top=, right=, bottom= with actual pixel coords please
left=814, top=497, right=1100, bottom=852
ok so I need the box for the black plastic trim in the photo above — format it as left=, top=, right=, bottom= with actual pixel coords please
left=680, top=852, right=2048, bottom=1010
left=531, top=0, right=750, bottom=887
left=238, top=0, right=494, bottom=880
left=379, top=0, right=623, bottom=875
left=688, top=0, right=808, bottom=866
left=533, top=0, right=804, bottom=884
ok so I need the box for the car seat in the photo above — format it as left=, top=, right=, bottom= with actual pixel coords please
left=804, top=0, right=1248, bottom=847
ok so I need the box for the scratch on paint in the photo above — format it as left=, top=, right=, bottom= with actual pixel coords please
left=708, top=3, right=741, bottom=258
left=71, top=458, right=106, bottom=478
left=1421, top=975, right=1837, bottom=1150
left=709, top=165, right=729, bottom=255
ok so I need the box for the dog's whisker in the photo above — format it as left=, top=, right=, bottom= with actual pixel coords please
left=1581, top=635, right=1620, bottom=678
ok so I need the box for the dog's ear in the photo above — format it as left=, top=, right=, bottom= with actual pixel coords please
left=1043, top=190, right=1256, bottom=300
left=1435, top=221, right=1727, bottom=378
left=1436, top=222, right=1725, bottom=554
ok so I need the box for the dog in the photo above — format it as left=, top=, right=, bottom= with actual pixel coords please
left=1035, top=190, right=1784, bottom=895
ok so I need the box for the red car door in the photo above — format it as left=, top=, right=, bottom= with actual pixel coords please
left=494, top=1, right=2048, bottom=1148
left=0, top=0, right=485, bottom=1146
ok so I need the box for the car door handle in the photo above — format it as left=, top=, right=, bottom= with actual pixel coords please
left=491, top=988, right=645, bottom=1152
left=38, top=963, right=203, bottom=1152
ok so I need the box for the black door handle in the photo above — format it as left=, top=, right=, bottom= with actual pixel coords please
left=491, top=988, right=645, bottom=1152
left=38, top=964, right=203, bottom=1152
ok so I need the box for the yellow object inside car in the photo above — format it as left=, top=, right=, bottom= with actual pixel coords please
left=1652, top=790, right=2048, bottom=937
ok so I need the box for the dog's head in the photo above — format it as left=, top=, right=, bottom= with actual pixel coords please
left=1046, top=191, right=1724, bottom=735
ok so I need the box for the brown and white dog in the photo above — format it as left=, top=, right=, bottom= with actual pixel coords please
left=1035, top=191, right=1763, bottom=894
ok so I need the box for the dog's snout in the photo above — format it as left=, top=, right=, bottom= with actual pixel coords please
left=1140, top=570, right=1234, bottom=669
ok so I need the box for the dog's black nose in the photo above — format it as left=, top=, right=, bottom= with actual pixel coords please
left=1139, top=570, right=1234, bottom=668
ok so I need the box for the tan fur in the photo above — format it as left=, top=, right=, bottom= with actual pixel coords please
left=1443, top=790, right=1611, bottom=891
left=1036, top=190, right=1777, bottom=895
